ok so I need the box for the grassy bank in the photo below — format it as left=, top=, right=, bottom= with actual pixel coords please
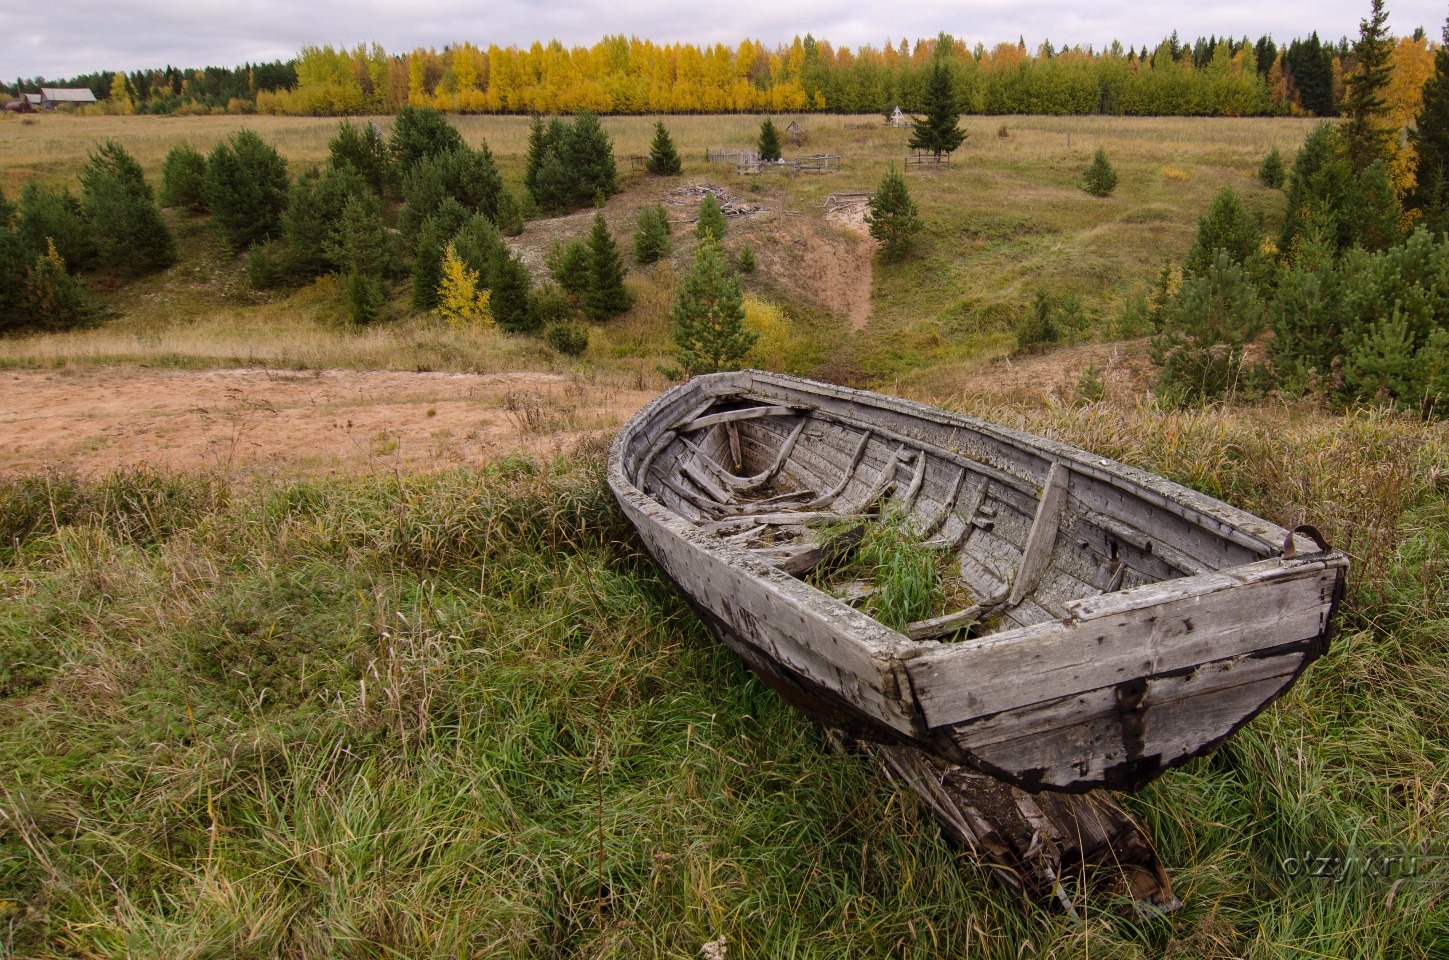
left=2, top=401, right=1444, bottom=957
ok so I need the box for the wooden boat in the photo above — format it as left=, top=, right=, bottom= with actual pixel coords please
left=608, top=371, right=1348, bottom=794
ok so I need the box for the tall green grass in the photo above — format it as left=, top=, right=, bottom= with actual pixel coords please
left=1, top=401, right=1446, bottom=957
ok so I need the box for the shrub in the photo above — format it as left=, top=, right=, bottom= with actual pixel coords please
left=738, top=245, right=756, bottom=273
left=80, top=140, right=176, bottom=278
left=528, top=282, right=574, bottom=327
left=1082, top=147, right=1119, bottom=197
left=160, top=143, right=208, bottom=211
left=866, top=164, right=923, bottom=259
left=544, top=322, right=589, bottom=356
left=1257, top=147, right=1286, bottom=189
left=633, top=205, right=672, bottom=264
left=203, top=129, right=289, bottom=251
left=696, top=192, right=726, bottom=241
left=646, top=121, right=683, bottom=175
left=1016, top=292, right=1061, bottom=353
left=1151, top=250, right=1265, bottom=405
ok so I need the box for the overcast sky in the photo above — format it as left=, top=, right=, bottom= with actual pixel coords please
left=5, top=1, right=1446, bottom=81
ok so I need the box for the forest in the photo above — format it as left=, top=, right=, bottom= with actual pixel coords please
left=3, top=28, right=1438, bottom=119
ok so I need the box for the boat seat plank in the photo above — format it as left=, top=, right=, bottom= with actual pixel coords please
left=681, top=405, right=805, bottom=432
left=1007, top=462, right=1070, bottom=607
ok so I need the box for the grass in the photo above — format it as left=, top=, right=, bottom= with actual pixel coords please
left=1, top=400, right=1445, bottom=957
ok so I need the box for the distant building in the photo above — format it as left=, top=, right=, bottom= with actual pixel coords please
left=38, top=88, right=97, bottom=110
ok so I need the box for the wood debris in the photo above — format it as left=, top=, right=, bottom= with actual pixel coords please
left=662, top=184, right=765, bottom=221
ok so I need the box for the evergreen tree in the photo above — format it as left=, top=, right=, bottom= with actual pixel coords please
left=696, top=192, right=727, bottom=240
left=1150, top=250, right=1265, bottom=405
left=737, top=245, right=756, bottom=272
left=486, top=247, right=538, bottom=333
left=203, top=129, right=289, bottom=251
left=495, top=190, right=525, bottom=236
left=1183, top=188, right=1265, bottom=278
left=80, top=140, right=175, bottom=277
left=908, top=60, right=967, bottom=159
left=758, top=117, right=783, bottom=162
left=1340, top=0, right=1397, bottom=175
left=1257, top=147, right=1286, bottom=188
left=388, top=105, right=464, bottom=173
left=24, top=240, right=94, bottom=331
left=160, top=143, right=208, bottom=211
left=328, top=119, right=388, bottom=195
left=633, top=204, right=672, bottom=264
left=1081, top=147, right=1120, bottom=196
left=584, top=212, right=632, bottom=320
left=411, top=218, right=444, bottom=310
left=281, top=166, right=367, bottom=278
left=563, top=111, right=620, bottom=207
left=866, top=164, right=923, bottom=258
left=667, top=235, right=757, bottom=377
left=342, top=270, right=386, bottom=325
left=324, top=194, right=390, bottom=279
left=646, top=121, right=683, bottom=175
left=15, top=182, right=94, bottom=269
left=1410, top=19, right=1449, bottom=233
left=1280, top=123, right=1346, bottom=254
left=451, top=214, right=508, bottom=280
left=0, top=210, right=26, bottom=328
left=548, top=238, right=591, bottom=298
left=523, top=115, right=556, bottom=203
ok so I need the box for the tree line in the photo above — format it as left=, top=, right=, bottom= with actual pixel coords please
left=6, top=28, right=1438, bottom=118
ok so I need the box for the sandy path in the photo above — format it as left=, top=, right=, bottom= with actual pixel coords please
left=0, top=368, right=657, bottom=477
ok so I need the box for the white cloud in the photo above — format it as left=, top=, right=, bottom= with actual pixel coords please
left=2, top=0, right=1444, bottom=80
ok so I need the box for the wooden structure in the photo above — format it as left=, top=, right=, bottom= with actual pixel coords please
left=707, top=147, right=759, bottom=165
left=627, top=154, right=648, bottom=173
left=824, top=192, right=871, bottom=215
left=905, top=150, right=952, bottom=169
left=794, top=154, right=840, bottom=174
left=608, top=371, right=1347, bottom=794
left=38, top=87, right=96, bottom=109
left=662, top=184, right=763, bottom=222
left=785, top=120, right=806, bottom=146
left=888, top=106, right=909, bottom=127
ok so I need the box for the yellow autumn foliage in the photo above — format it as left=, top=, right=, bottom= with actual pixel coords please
left=436, top=246, right=493, bottom=331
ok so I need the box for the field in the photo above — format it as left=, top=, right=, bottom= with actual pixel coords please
left=2, top=112, right=1447, bottom=957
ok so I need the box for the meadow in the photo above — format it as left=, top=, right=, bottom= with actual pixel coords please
left=1, top=111, right=1446, bottom=957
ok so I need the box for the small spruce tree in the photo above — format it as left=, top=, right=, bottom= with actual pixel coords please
left=584, top=212, right=632, bottom=321
left=1410, top=19, right=1449, bottom=233
left=908, top=60, right=967, bottom=159
left=866, top=164, right=923, bottom=258
left=758, top=118, right=783, bottom=162
left=647, top=121, right=683, bottom=175
left=548, top=239, right=592, bottom=298
left=328, top=120, right=388, bottom=195
left=160, top=143, right=208, bottom=211
left=1082, top=147, right=1119, bottom=197
left=411, top=218, right=445, bottom=310
left=633, top=205, right=672, bottom=264
left=667, top=235, right=757, bottom=377
left=1257, top=148, right=1286, bottom=189
left=696, top=192, right=727, bottom=240
left=24, top=239, right=94, bottom=330
left=738, top=245, right=756, bottom=273
left=486, top=248, right=537, bottom=333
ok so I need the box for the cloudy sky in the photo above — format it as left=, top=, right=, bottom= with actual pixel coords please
left=5, top=1, right=1445, bottom=81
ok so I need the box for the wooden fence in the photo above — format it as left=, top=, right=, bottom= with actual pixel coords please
left=904, top=151, right=952, bottom=169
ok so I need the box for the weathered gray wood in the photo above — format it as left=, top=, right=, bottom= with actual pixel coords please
left=906, top=601, right=993, bottom=641
left=681, top=405, right=802, bottom=432
left=807, top=429, right=872, bottom=508
left=726, top=421, right=743, bottom=471
left=1008, top=462, right=1070, bottom=607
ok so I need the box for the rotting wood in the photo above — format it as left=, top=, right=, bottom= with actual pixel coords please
left=681, top=405, right=802, bottom=432
left=807, top=429, right=872, bottom=508
left=1008, top=462, right=1070, bottom=607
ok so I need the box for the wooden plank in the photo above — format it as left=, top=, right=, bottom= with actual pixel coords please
left=906, top=602, right=991, bottom=641
left=1008, top=462, right=1070, bottom=607
left=681, top=405, right=802, bottom=432
left=807, top=429, right=872, bottom=508
left=905, top=561, right=1338, bottom=726
left=727, top=422, right=743, bottom=471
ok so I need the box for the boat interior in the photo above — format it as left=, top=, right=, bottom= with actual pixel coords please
left=634, top=395, right=1276, bottom=642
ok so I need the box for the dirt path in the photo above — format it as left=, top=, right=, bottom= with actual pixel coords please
left=0, top=368, right=656, bottom=477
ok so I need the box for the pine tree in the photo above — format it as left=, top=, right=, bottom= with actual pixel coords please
left=1183, top=188, right=1264, bottom=278
left=486, top=248, right=537, bottom=334
left=329, top=120, right=388, bottom=195
left=203, top=129, right=289, bottom=251
left=866, top=164, right=923, bottom=258
left=436, top=243, right=493, bottom=329
left=452, top=213, right=507, bottom=280
left=16, top=182, right=94, bottom=269
left=737, top=245, right=756, bottom=272
left=388, top=105, right=464, bottom=173
left=24, top=239, right=94, bottom=330
left=495, top=190, right=525, bottom=236
left=584, top=212, right=632, bottom=320
left=668, top=235, right=757, bottom=377
left=908, top=60, right=967, bottom=159
left=80, top=140, right=175, bottom=277
left=1410, top=19, right=1449, bottom=232
left=325, top=194, right=390, bottom=278
left=633, top=205, right=672, bottom=264
left=1257, top=147, right=1286, bottom=188
left=548, top=238, right=592, bottom=298
left=696, top=192, right=726, bottom=240
left=758, top=118, right=782, bottom=162
left=1341, top=0, right=1397, bottom=175
left=160, top=143, right=208, bottom=212
left=563, top=111, right=619, bottom=207
left=1150, top=250, right=1265, bottom=405
left=1081, top=147, right=1120, bottom=197
left=282, top=166, right=367, bottom=278
left=410, top=218, right=444, bottom=310
left=647, top=121, right=683, bottom=175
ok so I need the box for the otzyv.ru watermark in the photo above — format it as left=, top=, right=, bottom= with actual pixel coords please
left=1280, top=847, right=1447, bottom=882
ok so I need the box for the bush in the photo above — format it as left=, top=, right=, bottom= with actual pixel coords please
left=528, top=282, right=574, bottom=327
left=1257, top=147, right=1286, bottom=189
left=160, top=143, right=208, bottom=211
left=544, top=322, right=589, bottom=356
left=80, top=140, right=176, bottom=278
left=1082, top=147, right=1119, bottom=197
left=696, top=192, right=726, bottom=241
left=633, top=205, right=672, bottom=264
left=1016, top=292, right=1061, bottom=353
left=1151, top=250, right=1265, bottom=405
left=203, top=129, right=289, bottom=251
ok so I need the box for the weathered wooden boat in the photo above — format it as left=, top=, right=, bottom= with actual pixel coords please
left=607, top=371, right=1348, bottom=795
